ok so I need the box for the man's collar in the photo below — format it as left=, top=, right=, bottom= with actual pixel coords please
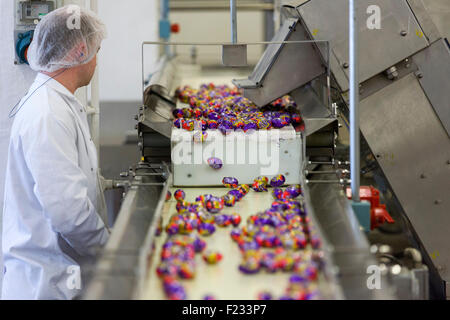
left=35, top=72, right=78, bottom=101
left=36, top=72, right=75, bottom=98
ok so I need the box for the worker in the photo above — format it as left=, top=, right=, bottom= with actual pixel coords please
left=2, top=6, right=109, bottom=300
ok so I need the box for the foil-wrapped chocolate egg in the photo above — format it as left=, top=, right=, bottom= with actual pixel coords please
left=192, top=108, right=203, bottom=118
left=205, top=197, right=224, bottom=214
left=156, top=261, right=179, bottom=278
left=197, top=222, right=216, bottom=236
left=173, top=118, right=184, bottom=129
left=219, top=121, right=233, bottom=135
left=230, top=228, right=243, bottom=242
left=228, top=189, right=243, bottom=201
left=258, top=291, right=273, bottom=300
left=207, top=157, right=223, bottom=170
left=286, top=185, right=302, bottom=198
left=271, top=117, right=285, bottom=129
left=182, top=119, right=195, bottom=131
left=200, top=119, right=208, bottom=131
left=252, top=179, right=268, bottom=192
left=178, top=261, right=196, bottom=279
left=233, top=119, right=245, bottom=130
left=256, top=118, right=271, bottom=130
left=243, top=121, right=257, bottom=132
left=203, top=251, right=223, bottom=264
left=291, top=113, right=302, bottom=126
left=181, top=108, right=193, bottom=119
left=165, top=223, right=179, bottom=235
left=193, top=237, right=207, bottom=253
left=222, top=177, right=239, bottom=188
left=230, top=213, right=242, bottom=227
left=172, top=108, right=184, bottom=118
left=215, top=214, right=232, bottom=227
left=239, top=184, right=250, bottom=195
left=222, top=194, right=236, bottom=207
left=270, top=174, right=286, bottom=187
left=198, top=211, right=215, bottom=224
left=272, top=188, right=283, bottom=200
left=207, top=120, right=219, bottom=129
left=174, top=189, right=186, bottom=202
left=208, top=112, right=220, bottom=121
left=163, top=276, right=187, bottom=300
left=239, top=257, right=261, bottom=274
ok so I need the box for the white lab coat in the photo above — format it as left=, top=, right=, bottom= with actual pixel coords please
left=2, top=73, right=109, bottom=300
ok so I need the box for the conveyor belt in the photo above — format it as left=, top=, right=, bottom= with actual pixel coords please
left=83, top=167, right=395, bottom=299
left=140, top=187, right=339, bottom=300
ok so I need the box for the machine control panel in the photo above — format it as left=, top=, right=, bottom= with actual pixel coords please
left=14, top=0, right=58, bottom=65
left=19, top=1, right=54, bottom=23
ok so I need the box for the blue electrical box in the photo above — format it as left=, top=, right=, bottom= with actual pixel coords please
left=159, top=19, right=171, bottom=40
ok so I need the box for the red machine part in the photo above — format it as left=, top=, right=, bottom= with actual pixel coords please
left=346, top=186, right=394, bottom=230
left=171, top=23, right=180, bottom=34
left=24, top=46, right=29, bottom=62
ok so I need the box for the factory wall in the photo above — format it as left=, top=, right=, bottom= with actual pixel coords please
left=95, top=0, right=158, bottom=147
left=169, top=10, right=265, bottom=65
left=97, top=0, right=159, bottom=102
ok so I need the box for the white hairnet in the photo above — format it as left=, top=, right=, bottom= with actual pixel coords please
left=28, top=5, right=106, bottom=72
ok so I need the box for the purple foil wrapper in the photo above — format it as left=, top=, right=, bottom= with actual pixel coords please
left=228, top=189, right=243, bottom=200
left=208, top=120, right=219, bottom=129
left=239, top=261, right=261, bottom=274
left=173, top=118, right=183, bottom=128
left=222, top=177, right=239, bottom=187
left=286, top=185, right=302, bottom=198
left=223, top=194, right=236, bottom=207
left=230, top=228, right=242, bottom=239
left=207, top=157, right=223, bottom=170
left=271, top=118, right=285, bottom=129
left=243, top=121, right=257, bottom=132
left=289, top=274, right=308, bottom=284
left=239, top=240, right=260, bottom=251
left=258, top=292, right=273, bottom=300
left=272, top=188, right=283, bottom=200
left=193, top=237, right=206, bottom=252
left=198, top=222, right=216, bottom=236
left=215, top=214, right=230, bottom=227
left=208, top=112, right=220, bottom=121
left=270, top=174, right=286, bottom=187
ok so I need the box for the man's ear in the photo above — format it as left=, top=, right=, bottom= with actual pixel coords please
left=65, top=41, right=88, bottom=64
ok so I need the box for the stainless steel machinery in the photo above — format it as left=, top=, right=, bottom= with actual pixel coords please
left=83, top=0, right=449, bottom=300
left=273, top=0, right=450, bottom=298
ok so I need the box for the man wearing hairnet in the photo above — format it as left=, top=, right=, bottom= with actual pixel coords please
left=2, top=5, right=109, bottom=300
